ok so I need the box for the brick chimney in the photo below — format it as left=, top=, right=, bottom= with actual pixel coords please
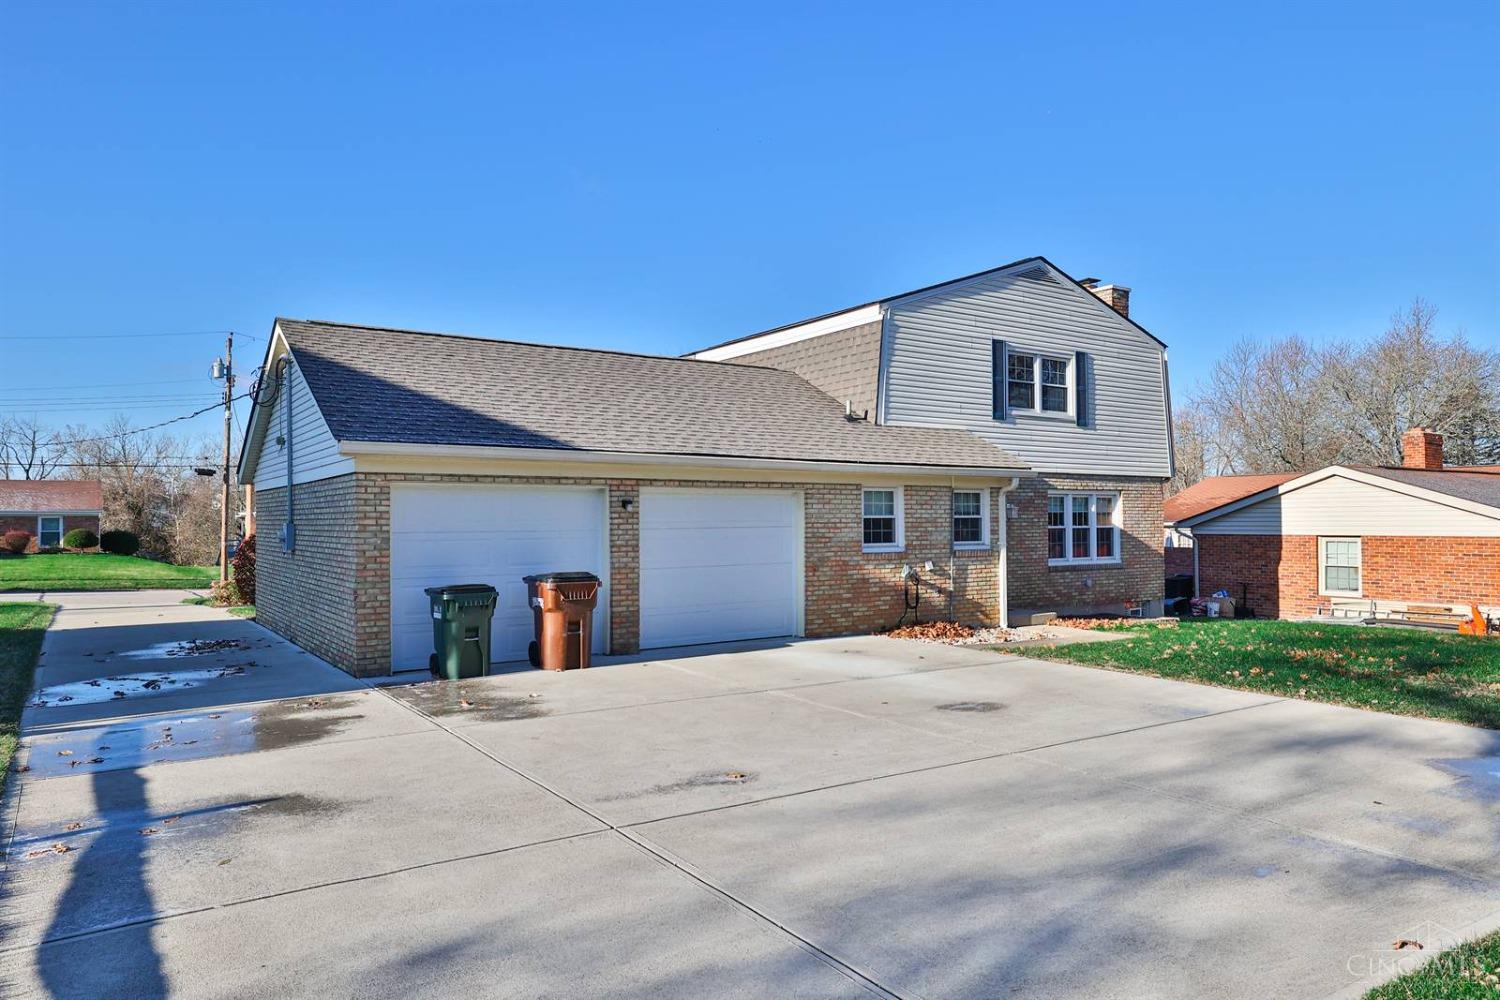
left=1401, top=428, right=1444, bottom=470
left=1081, top=279, right=1131, bottom=318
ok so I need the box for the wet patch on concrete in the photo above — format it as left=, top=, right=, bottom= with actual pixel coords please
left=27, top=663, right=263, bottom=708
left=385, top=679, right=550, bottom=722
left=599, top=769, right=758, bottom=802
left=1431, top=757, right=1500, bottom=798
left=20, top=695, right=372, bottom=777
left=118, top=638, right=251, bottom=660
left=934, top=701, right=1005, bottom=713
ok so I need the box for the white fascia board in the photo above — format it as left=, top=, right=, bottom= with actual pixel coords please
left=0, top=509, right=103, bottom=516
left=690, top=303, right=884, bottom=361
left=339, top=439, right=1031, bottom=479
left=1175, top=465, right=1500, bottom=529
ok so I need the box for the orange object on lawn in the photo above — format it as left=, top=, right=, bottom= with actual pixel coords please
left=1458, top=604, right=1490, bottom=637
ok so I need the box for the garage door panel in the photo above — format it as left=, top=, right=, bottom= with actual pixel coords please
left=390, top=487, right=606, bottom=670
left=639, top=491, right=800, bottom=650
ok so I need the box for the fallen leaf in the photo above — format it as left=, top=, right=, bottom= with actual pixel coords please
left=163, top=816, right=181, bottom=825
left=1392, top=939, right=1423, bottom=951
left=140, top=827, right=159, bottom=836
left=56, top=750, right=73, bottom=757
left=459, top=699, right=474, bottom=708
left=217, top=858, right=232, bottom=866
left=64, top=821, right=82, bottom=831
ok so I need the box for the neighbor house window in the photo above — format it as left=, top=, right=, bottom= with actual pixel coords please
left=862, top=488, right=904, bottom=552
left=1047, top=492, right=1120, bottom=565
left=1319, top=537, right=1361, bottom=596
left=1004, top=350, right=1072, bottom=415
left=37, top=516, right=62, bottom=548
left=952, top=490, right=989, bottom=549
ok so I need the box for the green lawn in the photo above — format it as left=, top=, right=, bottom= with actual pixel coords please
left=1364, top=930, right=1500, bottom=998
left=0, top=602, right=55, bottom=794
left=1018, top=619, right=1500, bottom=729
left=180, top=596, right=256, bottom=618
left=0, top=553, right=216, bottom=591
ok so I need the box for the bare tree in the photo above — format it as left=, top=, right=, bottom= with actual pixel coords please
left=1193, top=336, right=1349, bottom=473
left=1169, top=401, right=1228, bottom=492
left=0, top=415, right=63, bottom=479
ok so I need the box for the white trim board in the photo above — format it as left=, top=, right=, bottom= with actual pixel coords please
left=688, top=303, right=883, bottom=361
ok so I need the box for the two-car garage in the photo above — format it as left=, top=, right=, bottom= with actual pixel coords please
left=388, top=484, right=803, bottom=670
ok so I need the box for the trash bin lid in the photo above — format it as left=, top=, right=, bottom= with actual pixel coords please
left=522, top=571, right=600, bottom=584
left=424, top=583, right=498, bottom=597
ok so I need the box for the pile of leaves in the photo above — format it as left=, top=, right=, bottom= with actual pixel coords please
left=1052, top=617, right=1179, bottom=631
left=887, top=621, right=975, bottom=642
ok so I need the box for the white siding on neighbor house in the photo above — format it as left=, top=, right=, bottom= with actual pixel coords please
left=1191, top=474, right=1500, bottom=537
left=880, top=263, right=1172, bottom=478
left=252, top=358, right=353, bottom=489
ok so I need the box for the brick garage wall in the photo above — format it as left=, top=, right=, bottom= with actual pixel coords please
left=254, top=477, right=360, bottom=672
left=1199, top=533, right=1500, bottom=619
left=341, top=472, right=1004, bottom=675
left=0, top=514, right=101, bottom=552
left=1006, top=475, right=1166, bottom=614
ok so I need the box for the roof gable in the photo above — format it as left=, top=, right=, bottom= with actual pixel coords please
left=1164, top=474, right=1300, bottom=523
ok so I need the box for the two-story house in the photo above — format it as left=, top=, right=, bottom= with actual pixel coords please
left=238, top=257, right=1173, bottom=676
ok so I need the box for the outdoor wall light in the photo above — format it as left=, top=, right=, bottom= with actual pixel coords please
left=621, top=497, right=635, bottom=511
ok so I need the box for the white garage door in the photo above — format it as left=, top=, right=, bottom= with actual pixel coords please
left=639, top=489, right=801, bottom=649
left=389, top=485, right=607, bottom=670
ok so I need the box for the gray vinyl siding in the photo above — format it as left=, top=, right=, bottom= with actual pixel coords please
left=1191, top=474, right=1500, bottom=537
left=252, top=357, right=354, bottom=489
left=880, top=263, right=1172, bottom=478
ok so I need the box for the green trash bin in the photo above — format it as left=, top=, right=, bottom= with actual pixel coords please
left=424, top=584, right=498, bottom=680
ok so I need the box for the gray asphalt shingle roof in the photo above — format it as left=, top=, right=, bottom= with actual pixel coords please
left=1361, top=466, right=1500, bottom=511
left=277, top=319, right=1027, bottom=471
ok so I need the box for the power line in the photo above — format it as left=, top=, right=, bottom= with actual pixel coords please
left=2, top=377, right=211, bottom=390
left=0, top=330, right=261, bottom=342
left=45, top=393, right=255, bottom=448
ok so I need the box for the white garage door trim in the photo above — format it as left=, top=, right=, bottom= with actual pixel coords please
left=638, top=487, right=804, bottom=650
left=388, top=483, right=610, bottom=671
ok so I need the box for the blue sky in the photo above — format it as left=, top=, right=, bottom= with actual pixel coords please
left=2, top=1, right=1496, bottom=450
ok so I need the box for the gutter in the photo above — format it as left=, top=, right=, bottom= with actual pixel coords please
left=337, top=440, right=1032, bottom=479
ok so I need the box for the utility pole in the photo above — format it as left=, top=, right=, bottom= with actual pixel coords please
left=218, top=333, right=234, bottom=584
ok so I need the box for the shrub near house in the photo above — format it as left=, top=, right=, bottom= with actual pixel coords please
left=62, top=528, right=98, bottom=550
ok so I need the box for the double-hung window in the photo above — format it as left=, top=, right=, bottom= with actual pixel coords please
left=1319, top=537, right=1361, bottom=596
left=1005, top=351, right=1071, bottom=415
left=1047, top=492, right=1120, bottom=565
left=862, top=488, right=903, bottom=552
left=952, top=489, right=989, bottom=549
left=37, top=516, right=62, bottom=549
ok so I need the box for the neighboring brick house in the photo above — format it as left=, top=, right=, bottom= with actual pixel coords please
left=0, top=480, right=103, bottom=551
left=238, top=257, right=1175, bottom=676
left=1170, top=430, right=1500, bottom=620
left=1162, top=473, right=1300, bottom=577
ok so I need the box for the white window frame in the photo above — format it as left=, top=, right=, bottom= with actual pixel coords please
left=1318, top=536, right=1362, bottom=597
left=37, top=515, right=63, bottom=548
left=861, top=487, right=905, bottom=553
left=1046, top=492, right=1121, bottom=566
left=1005, top=348, right=1074, bottom=418
left=952, top=489, right=990, bottom=550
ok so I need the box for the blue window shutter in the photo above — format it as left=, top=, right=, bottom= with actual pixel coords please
left=992, top=340, right=1008, bottom=420
left=1075, top=351, right=1090, bottom=427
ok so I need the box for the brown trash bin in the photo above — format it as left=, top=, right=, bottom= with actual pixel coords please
left=523, top=572, right=601, bottom=670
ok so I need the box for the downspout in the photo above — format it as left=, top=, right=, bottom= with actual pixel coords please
left=997, top=476, right=1020, bottom=628
left=1188, top=527, right=1199, bottom=598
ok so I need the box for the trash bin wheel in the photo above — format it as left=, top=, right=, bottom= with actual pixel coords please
left=429, top=652, right=439, bottom=675
left=528, top=640, right=540, bottom=668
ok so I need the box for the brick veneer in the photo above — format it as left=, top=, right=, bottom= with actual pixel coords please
left=1196, top=534, right=1500, bottom=619
left=1006, top=475, right=1166, bottom=614
left=258, top=471, right=1011, bottom=676
left=254, top=477, right=360, bottom=671
left=0, top=514, right=100, bottom=552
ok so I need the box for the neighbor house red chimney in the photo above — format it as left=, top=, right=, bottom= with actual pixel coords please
left=1082, top=281, right=1130, bottom=318
left=1401, top=428, right=1444, bottom=470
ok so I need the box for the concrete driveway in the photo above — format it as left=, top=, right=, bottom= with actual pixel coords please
left=3, top=593, right=1498, bottom=998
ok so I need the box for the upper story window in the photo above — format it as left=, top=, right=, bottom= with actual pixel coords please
left=1004, top=349, right=1071, bottom=415
left=952, top=489, right=989, bottom=549
left=862, top=487, right=904, bottom=552
left=1047, top=492, right=1120, bottom=565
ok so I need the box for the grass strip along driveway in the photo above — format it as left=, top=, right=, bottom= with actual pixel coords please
left=0, top=602, right=54, bottom=794
left=1021, top=619, right=1500, bottom=729
left=0, top=553, right=215, bottom=592
left=1363, top=929, right=1500, bottom=998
